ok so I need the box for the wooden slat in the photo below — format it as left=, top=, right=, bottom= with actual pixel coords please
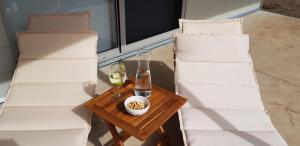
left=132, top=94, right=171, bottom=127
left=136, top=98, right=177, bottom=129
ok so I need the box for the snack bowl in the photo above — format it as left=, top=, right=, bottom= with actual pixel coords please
left=124, top=96, right=150, bottom=116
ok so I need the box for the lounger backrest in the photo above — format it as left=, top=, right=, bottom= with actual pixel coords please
left=179, top=18, right=243, bottom=34
left=28, top=11, right=90, bottom=31
left=17, top=32, right=98, bottom=59
left=174, top=19, right=256, bottom=109
left=174, top=33, right=250, bottom=62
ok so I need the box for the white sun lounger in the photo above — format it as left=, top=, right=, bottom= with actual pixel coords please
left=174, top=19, right=288, bottom=146
left=0, top=31, right=98, bottom=146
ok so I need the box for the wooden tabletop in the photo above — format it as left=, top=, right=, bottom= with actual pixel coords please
left=84, top=79, right=187, bottom=141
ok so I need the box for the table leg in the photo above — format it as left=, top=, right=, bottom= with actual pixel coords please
left=104, top=121, right=124, bottom=146
left=120, top=131, right=131, bottom=142
left=157, top=126, right=170, bottom=146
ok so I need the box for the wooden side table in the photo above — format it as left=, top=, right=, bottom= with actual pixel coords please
left=84, top=79, right=186, bottom=146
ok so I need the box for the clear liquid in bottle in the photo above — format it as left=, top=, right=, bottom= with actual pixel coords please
left=135, top=69, right=152, bottom=97
left=135, top=50, right=152, bottom=98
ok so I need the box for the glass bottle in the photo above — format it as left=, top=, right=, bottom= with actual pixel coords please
left=135, top=50, right=152, bottom=98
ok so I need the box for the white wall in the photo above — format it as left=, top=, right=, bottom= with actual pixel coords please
left=184, top=0, right=261, bottom=19
left=0, top=11, right=15, bottom=99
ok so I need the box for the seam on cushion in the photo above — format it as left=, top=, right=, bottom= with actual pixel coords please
left=1, top=127, right=88, bottom=131
left=176, top=91, right=265, bottom=110
left=180, top=107, right=274, bottom=131
left=175, top=56, right=251, bottom=63
left=3, top=105, right=89, bottom=108
left=19, top=57, right=97, bottom=60
left=184, top=129, right=276, bottom=132
left=176, top=81, right=258, bottom=87
left=0, top=128, right=88, bottom=132
left=181, top=106, right=266, bottom=111
left=181, top=106, right=265, bottom=111
left=17, top=56, right=97, bottom=60
left=184, top=130, right=279, bottom=133
left=10, top=82, right=96, bottom=84
left=15, top=56, right=98, bottom=65
left=2, top=106, right=91, bottom=128
left=12, top=81, right=97, bottom=84
left=175, top=82, right=257, bottom=87
left=182, top=106, right=265, bottom=111
left=6, top=99, right=92, bottom=107
left=184, top=130, right=287, bottom=146
left=179, top=18, right=242, bottom=23
left=17, top=31, right=98, bottom=35
left=14, top=58, right=97, bottom=83
left=174, top=33, right=249, bottom=37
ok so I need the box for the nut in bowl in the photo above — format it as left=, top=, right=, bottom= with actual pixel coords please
left=124, top=96, right=150, bottom=116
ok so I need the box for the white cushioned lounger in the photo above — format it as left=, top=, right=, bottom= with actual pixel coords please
left=175, top=19, right=287, bottom=146
left=0, top=31, right=98, bottom=146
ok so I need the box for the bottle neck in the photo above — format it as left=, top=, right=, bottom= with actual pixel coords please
left=138, top=59, right=150, bottom=68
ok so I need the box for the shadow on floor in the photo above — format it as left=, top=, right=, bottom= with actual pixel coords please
left=88, top=115, right=109, bottom=146
left=263, top=0, right=300, bottom=18
left=0, top=139, right=18, bottom=146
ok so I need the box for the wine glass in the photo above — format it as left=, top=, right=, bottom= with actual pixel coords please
left=109, top=62, right=127, bottom=102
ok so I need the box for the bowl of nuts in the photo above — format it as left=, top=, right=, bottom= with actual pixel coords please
left=124, top=96, right=150, bottom=116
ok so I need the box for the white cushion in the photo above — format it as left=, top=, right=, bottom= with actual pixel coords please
left=179, top=18, right=243, bottom=34
left=185, top=130, right=288, bottom=146
left=5, top=82, right=95, bottom=106
left=28, top=11, right=90, bottom=31
left=176, top=59, right=256, bottom=86
left=13, top=59, right=97, bottom=83
left=177, top=83, right=264, bottom=110
left=0, top=106, right=90, bottom=130
left=181, top=107, right=274, bottom=131
left=174, top=33, right=250, bottom=62
left=17, top=32, right=98, bottom=59
left=0, top=129, right=88, bottom=146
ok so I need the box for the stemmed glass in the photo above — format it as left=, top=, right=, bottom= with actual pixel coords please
left=109, top=62, right=127, bottom=102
